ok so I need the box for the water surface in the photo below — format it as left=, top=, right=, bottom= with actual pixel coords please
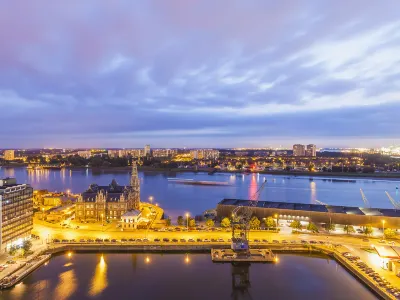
left=1, top=253, right=377, bottom=300
left=1, top=167, right=399, bottom=218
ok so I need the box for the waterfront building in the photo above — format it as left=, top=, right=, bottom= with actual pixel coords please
left=217, top=199, right=400, bottom=228
left=293, top=144, right=306, bottom=156
left=120, top=209, right=149, bottom=229
left=306, top=144, right=317, bottom=157
left=190, top=149, right=220, bottom=160
left=152, top=149, right=177, bottom=158
left=144, top=145, right=151, bottom=156
left=75, top=163, right=141, bottom=221
left=108, top=150, right=119, bottom=158
left=4, top=150, right=15, bottom=161
left=0, top=178, right=33, bottom=251
left=129, top=149, right=144, bottom=158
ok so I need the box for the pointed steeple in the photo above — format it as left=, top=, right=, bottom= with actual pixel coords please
left=128, top=161, right=141, bottom=210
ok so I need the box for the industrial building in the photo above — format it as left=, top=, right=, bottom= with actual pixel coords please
left=0, top=178, right=33, bottom=251
left=217, top=199, right=400, bottom=228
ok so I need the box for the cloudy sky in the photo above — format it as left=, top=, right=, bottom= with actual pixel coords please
left=1, top=0, right=400, bottom=148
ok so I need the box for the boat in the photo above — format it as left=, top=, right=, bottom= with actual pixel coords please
left=168, top=179, right=230, bottom=186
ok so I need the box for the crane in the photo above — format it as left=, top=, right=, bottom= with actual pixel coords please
left=360, top=189, right=370, bottom=208
left=385, top=191, right=400, bottom=209
left=315, top=199, right=327, bottom=205
left=231, top=178, right=267, bottom=255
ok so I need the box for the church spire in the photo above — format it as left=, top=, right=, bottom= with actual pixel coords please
left=129, top=161, right=141, bottom=210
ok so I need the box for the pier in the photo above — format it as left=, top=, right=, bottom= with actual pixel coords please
left=211, top=248, right=276, bottom=263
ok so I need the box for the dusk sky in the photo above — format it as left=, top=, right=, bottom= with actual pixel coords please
left=1, top=1, right=400, bottom=149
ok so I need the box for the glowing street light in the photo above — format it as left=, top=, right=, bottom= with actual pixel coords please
left=382, top=220, right=386, bottom=239
left=186, top=213, right=189, bottom=230
left=148, top=196, right=154, bottom=204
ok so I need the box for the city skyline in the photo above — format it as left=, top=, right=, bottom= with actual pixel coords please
left=1, top=1, right=400, bottom=148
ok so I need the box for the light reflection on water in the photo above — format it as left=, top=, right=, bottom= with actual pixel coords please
left=53, top=269, right=77, bottom=300
left=89, top=255, right=108, bottom=297
left=1, top=167, right=400, bottom=219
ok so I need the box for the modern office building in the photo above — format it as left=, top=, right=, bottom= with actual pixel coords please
left=0, top=178, right=34, bottom=251
left=4, top=150, right=15, bottom=161
left=292, top=144, right=306, bottom=156
left=75, top=162, right=141, bottom=221
left=306, top=144, right=317, bottom=157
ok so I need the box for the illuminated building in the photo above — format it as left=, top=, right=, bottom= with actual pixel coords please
left=191, top=149, right=220, bottom=160
left=75, top=163, right=141, bottom=221
left=4, top=150, right=15, bottom=161
left=293, top=144, right=305, bottom=156
left=306, top=144, right=317, bottom=157
left=152, top=149, right=177, bottom=158
left=77, top=150, right=92, bottom=159
left=144, top=145, right=151, bottom=156
left=0, top=178, right=33, bottom=251
left=107, top=150, right=119, bottom=158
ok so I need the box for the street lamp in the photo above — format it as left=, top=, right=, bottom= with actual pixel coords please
left=101, top=213, right=104, bottom=227
left=186, top=213, right=189, bottom=230
left=382, top=220, right=386, bottom=239
left=149, top=196, right=154, bottom=204
left=274, top=214, right=278, bottom=228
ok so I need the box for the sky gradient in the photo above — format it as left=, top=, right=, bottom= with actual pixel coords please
left=1, top=0, right=400, bottom=148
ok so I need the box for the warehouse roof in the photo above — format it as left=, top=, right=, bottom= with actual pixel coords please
left=218, top=199, right=400, bottom=218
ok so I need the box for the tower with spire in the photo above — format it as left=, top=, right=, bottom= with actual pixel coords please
left=128, top=161, right=141, bottom=210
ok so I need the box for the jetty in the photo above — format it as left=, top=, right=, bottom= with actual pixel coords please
left=211, top=248, right=276, bottom=263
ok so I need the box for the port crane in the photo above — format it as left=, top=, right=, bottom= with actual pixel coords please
left=315, top=199, right=327, bottom=205
left=360, top=189, right=370, bottom=208
left=385, top=191, right=400, bottom=209
left=231, top=178, right=267, bottom=255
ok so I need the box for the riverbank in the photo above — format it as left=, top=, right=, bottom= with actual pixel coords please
left=3, top=163, right=400, bottom=180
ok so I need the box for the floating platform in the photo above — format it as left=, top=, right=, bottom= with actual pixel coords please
left=211, top=249, right=276, bottom=263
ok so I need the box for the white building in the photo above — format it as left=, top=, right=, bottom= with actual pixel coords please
left=306, top=144, right=317, bottom=157
left=120, top=209, right=149, bottom=229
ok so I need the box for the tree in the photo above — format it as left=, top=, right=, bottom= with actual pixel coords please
left=221, top=217, right=231, bottom=228
left=249, top=216, right=260, bottom=230
left=165, top=217, right=171, bottom=227
left=290, top=220, right=303, bottom=231
left=307, top=222, right=319, bottom=233
left=364, top=226, right=373, bottom=236
left=325, top=223, right=336, bottom=232
left=22, top=240, right=33, bottom=255
left=189, top=218, right=196, bottom=228
left=384, top=228, right=396, bottom=239
left=265, top=217, right=276, bottom=229
left=206, top=219, right=214, bottom=228
left=344, top=225, right=355, bottom=234
left=8, top=245, right=17, bottom=256
left=177, top=216, right=184, bottom=226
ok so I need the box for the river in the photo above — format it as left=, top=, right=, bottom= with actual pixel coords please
left=0, top=167, right=399, bottom=219
left=0, top=253, right=377, bottom=300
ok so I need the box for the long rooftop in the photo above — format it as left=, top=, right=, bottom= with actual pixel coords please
left=218, top=198, right=400, bottom=218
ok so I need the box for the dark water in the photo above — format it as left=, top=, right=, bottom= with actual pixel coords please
left=0, top=167, right=399, bottom=219
left=1, top=253, right=377, bottom=300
